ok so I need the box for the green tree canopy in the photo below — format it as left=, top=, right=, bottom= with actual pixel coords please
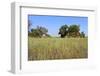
left=37, top=26, right=48, bottom=35
left=68, top=25, right=80, bottom=37
left=80, top=31, right=85, bottom=38
left=29, top=26, right=48, bottom=38
left=58, top=24, right=68, bottom=38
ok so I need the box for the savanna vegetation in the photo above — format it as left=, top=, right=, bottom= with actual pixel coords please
left=28, top=20, right=88, bottom=60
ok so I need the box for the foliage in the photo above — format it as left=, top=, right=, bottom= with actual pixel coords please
left=28, top=20, right=86, bottom=38
left=31, top=28, right=42, bottom=37
left=37, top=26, right=48, bottom=34
left=58, top=24, right=68, bottom=38
left=59, top=24, right=85, bottom=38
left=68, top=25, right=80, bottom=37
left=29, top=26, right=49, bottom=38
left=80, top=32, right=85, bottom=38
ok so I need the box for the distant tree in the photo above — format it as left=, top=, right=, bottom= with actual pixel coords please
left=30, top=29, right=41, bottom=37
left=37, top=26, right=48, bottom=35
left=28, top=20, right=32, bottom=32
left=68, top=25, right=80, bottom=37
left=80, top=31, right=85, bottom=38
left=58, top=24, right=68, bottom=38
left=30, top=26, right=48, bottom=38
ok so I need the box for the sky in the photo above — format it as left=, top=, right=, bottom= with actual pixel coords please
left=28, top=15, right=88, bottom=36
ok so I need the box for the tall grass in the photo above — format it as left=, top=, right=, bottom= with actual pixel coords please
left=28, top=37, right=88, bottom=60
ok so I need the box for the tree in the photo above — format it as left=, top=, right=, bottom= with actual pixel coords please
left=58, top=24, right=68, bottom=38
left=68, top=25, right=80, bottom=37
left=80, top=32, right=85, bottom=38
left=28, top=20, right=32, bottom=32
left=30, top=26, right=48, bottom=38
left=37, top=26, right=48, bottom=35
left=31, top=29, right=41, bottom=37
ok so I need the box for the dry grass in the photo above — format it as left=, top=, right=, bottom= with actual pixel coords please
left=28, top=37, right=88, bottom=60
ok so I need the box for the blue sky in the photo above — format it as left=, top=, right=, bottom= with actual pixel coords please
left=28, top=15, right=88, bottom=36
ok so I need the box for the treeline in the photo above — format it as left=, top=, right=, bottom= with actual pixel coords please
left=59, top=24, right=85, bottom=38
left=28, top=21, right=86, bottom=38
left=28, top=26, right=51, bottom=38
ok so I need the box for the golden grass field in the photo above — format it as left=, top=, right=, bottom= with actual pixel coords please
left=28, top=37, right=88, bottom=60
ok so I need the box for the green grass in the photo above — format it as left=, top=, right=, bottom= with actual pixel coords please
left=28, top=37, right=88, bottom=60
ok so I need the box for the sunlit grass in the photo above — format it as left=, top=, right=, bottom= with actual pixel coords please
left=28, top=37, right=88, bottom=60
